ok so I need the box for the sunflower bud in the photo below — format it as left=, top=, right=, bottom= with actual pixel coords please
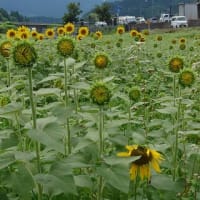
left=0, top=41, right=12, bottom=58
left=13, top=42, right=37, bottom=67
left=94, top=53, right=110, bottom=69
left=57, top=37, right=75, bottom=57
left=169, top=56, right=184, bottom=73
left=179, top=69, right=195, bottom=87
left=129, top=87, right=141, bottom=102
left=90, top=82, right=111, bottom=106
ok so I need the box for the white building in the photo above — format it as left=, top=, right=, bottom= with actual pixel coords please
left=179, top=2, right=200, bottom=20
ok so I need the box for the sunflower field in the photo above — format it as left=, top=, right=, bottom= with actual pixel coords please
left=0, top=23, right=200, bottom=200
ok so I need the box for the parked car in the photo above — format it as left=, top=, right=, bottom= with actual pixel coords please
left=171, top=16, right=188, bottom=28
left=136, top=17, right=146, bottom=24
left=149, top=17, right=159, bottom=23
left=94, top=21, right=107, bottom=27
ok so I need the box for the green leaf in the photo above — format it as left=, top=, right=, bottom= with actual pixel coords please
left=34, top=174, right=77, bottom=196
left=97, top=164, right=130, bottom=193
left=70, top=82, right=90, bottom=90
left=74, top=175, right=93, bottom=188
left=156, top=106, right=177, bottom=114
left=151, top=174, right=185, bottom=193
left=8, top=163, right=34, bottom=200
left=0, top=103, right=22, bottom=115
left=35, top=88, right=61, bottom=97
left=0, top=153, right=15, bottom=170
left=27, top=129, right=65, bottom=154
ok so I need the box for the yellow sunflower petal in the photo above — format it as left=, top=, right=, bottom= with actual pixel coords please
left=151, top=159, right=161, bottom=173
left=125, top=145, right=138, bottom=151
left=117, top=152, right=130, bottom=157
left=130, top=164, right=138, bottom=180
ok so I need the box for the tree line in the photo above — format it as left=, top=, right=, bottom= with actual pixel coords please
left=0, top=8, right=28, bottom=22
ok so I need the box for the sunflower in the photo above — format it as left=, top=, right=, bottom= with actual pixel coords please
left=57, top=27, right=66, bottom=36
left=179, top=37, right=186, bottom=43
left=94, top=53, right=110, bottom=69
left=6, top=29, right=17, bottom=39
left=116, top=26, right=125, bottom=35
left=129, top=87, right=140, bottom=102
left=95, top=31, right=103, bottom=39
left=179, top=43, right=186, bottom=50
left=117, top=145, right=164, bottom=180
left=0, top=96, right=10, bottom=107
left=17, top=31, right=30, bottom=40
left=31, top=30, right=38, bottom=39
left=156, top=35, right=163, bottom=41
left=130, top=29, right=138, bottom=37
left=13, top=42, right=37, bottom=67
left=0, top=41, right=12, bottom=58
left=64, top=22, right=75, bottom=34
left=179, top=69, right=195, bottom=87
left=37, top=34, right=44, bottom=41
left=78, top=26, right=89, bottom=37
left=90, top=82, right=111, bottom=106
left=57, top=37, right=75, bottom=57
left=171, top=39, right=177, bottom=44
left=17, top=25, right=30, bottom=33
left=76, top=34, right=83, bottom=41
left=169, top=57, right=184, bottom=73
left=45, top=28, right=55, bottom=39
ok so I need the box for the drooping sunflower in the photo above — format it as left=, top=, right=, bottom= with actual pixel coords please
left=169, top=56, right=184, bottom=73
left=76, top=34, right=83, bottom=41
left=6, top=29, right=17, bottom=39
left=117, top=145, right=164, bottom=180
left=116, top=26, right=125, bottom=35
left=95, top=31, right=103, bottom=39
left=0, top=41, right=12, bottom=58
left=45, top=28, right=55, bottom=39
left=130, top=29, right=138, bottom=37
left=78, top=26, right=89, bottom=37
left=57, top=27, right=66, bottom=36
left=57, top=37, right=75, bottom=57
left=94, top=53, right=110, bottom=69
left=179, top=69, right=195, bottom=87
left=64, top=22, right=75, bottom=35
left=13, top=42, right=37, bottom=67
left=90, top=82, right=111, bottom=106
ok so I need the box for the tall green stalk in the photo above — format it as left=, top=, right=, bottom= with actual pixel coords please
left=7, top=59, right=11, bottom=96
left=97, top=106, right=104, bottom=200
left=28, top=68, right=42, bottom=200
left=64, top=58, right=71, bottom=155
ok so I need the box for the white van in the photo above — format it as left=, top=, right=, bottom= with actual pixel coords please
left=171, top=16, right=188, bottom=28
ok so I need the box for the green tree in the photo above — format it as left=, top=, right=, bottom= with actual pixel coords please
left=62, top=2, right=82, bottom=24
left=10, top=11, right=25, bottom=22
left=93, top=2, right=112, bottom=24
left=0, top=8, right=10, bottom=21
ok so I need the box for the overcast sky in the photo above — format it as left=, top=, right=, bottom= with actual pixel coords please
left=0, top=0, right=103, bottom=17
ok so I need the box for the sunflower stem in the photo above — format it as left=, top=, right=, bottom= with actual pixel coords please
left=99, top=106, right=104, bottom=157
left=28, top=68, right=42, bottom=200
left=64, top=58, right=71, bottom=155
left=7, top=59, right=11, bottom=96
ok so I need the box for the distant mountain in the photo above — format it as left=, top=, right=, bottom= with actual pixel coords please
left=0, top=0, right=108, bottom=18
